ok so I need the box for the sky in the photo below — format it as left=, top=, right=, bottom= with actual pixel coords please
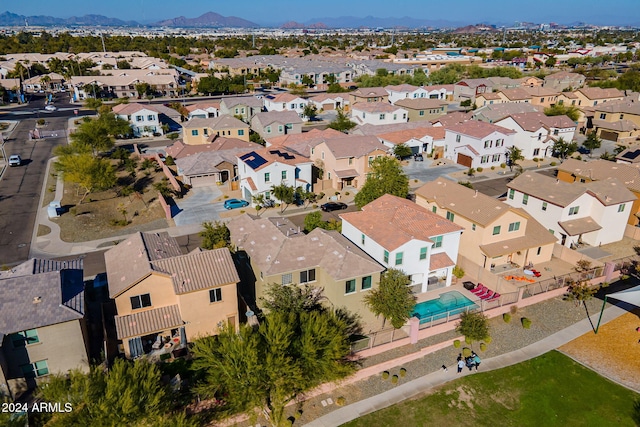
left=3, top=0, right=638, bottom=26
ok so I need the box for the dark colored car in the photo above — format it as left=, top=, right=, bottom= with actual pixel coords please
left=320, top=202, right=348, bottom=212
left=224, top=198, right=249, bottom=209
left=414, top=153, right=424, bottom=161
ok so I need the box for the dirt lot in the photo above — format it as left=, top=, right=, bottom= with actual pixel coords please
left=55, top=160, right=171, bottom=242
left=560, top=309, right=640, bottom=392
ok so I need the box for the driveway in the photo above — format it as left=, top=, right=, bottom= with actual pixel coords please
left=172, top=187, right=225, bottom=226
left=403, top=159, right=465, bottom=184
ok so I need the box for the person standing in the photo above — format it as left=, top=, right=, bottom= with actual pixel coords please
left=473, top=353, right=481, bottom=371
left=457, top=358, right=465, bottom=373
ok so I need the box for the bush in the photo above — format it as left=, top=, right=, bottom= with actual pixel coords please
left=479, top=342, right=487, bottom=352
left=467, top=168, right=475, bottom=176
left=70, top=207, right=77, bottom=216
left=336, top=396, right=346, bottom=406
left=491, top=166, right=495, bottom=170
left=500, top=163, right=506, bottom=169
left=550, top=161, right=557, bottom=166
left=345, top=191, right=350, bottom=196
left=453, top=339, right=461, bottom=348
left=521, top=317, right=532, bottom=329
left=452, top=265, right=465, bottom=279
left=465, top=336, right=472, bottom=344
left=533, top=157, right=539, bottom=162
left=503, top=313, right=512, bottom=323
left=382, top=371, right=389, bottom=380
left=476, top=167, right=483, bottom=172
left=37, top=118, right=45, bottom=126
left=484, top=336, right=492, bottom=344
left=576, top=155, right=582, bottom=160
left=399, top=368, right=407, bottom=377
left=391, top=375, right=399, bottom=384
left=462, top=347, right=472, bottom=358
left=164, top=156, right=175, bottom=166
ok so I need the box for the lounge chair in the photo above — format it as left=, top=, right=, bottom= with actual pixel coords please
left=470, top=284, right=486, bottom=295
left=488, top=292, right=501, bottom=301
left=480, top=290, right=494, bottom=300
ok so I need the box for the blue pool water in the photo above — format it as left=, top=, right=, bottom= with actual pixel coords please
left=412, top=291, right=478, bottom=323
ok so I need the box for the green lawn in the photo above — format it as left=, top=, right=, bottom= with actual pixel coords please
left=342, top=351, right=640, bottom=427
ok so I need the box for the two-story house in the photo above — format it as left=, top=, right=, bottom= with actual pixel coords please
left=494, top=112, right=576, bottom=159
left=228, top=215, right=385, bottom=332
left=186, top=102, right=220, bottom=119
left=453, top=78, right=493, bottom=102
left=182, top=115, right=250, bottom=144
left=105, top=232, right=240, bottom=359
left=351, top=102, right=408, bottom=126
left=251, top=111, right=303, bottom=139
left=340, top=194, right=464, bottom=294
left=589, top=101, right=640, bottom=142
left=385, top=84, right=429, bottom=103
left=543, top=71, right=586, bottom=91
left=219, top=96, right=264, bottom=122
left=112, top=103, right=163, bottom=137
left=393, top=98, right=448, bottom=122
left=505, top=172, right=636, bottom=248
left=377, top=127, right=446, bottom=156
left=0, top=259, right=88, bottom=398
left=308, top=93, right=350, bottom=112
left=573, top=87, right=625, bottom=107
left=443, top=120, right=516, bottom=168
left=349, top=87, right=389, bottom=105
left=262, top=93, right=308, bottom=119
left=421, top=84, right=455, bottom=101
left=237, top=147, right=313, bottom=204
left=415, top=178, right=556, bottom=271
left=311, top=135, right=390, bottom=190
left=522, top=86, right=561, bottom=109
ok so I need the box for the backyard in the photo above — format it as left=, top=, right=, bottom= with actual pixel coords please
left=342, top=351, right=640, bottom=427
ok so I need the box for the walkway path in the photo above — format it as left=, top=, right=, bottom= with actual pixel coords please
left=304, top=304, right=627, bottom=427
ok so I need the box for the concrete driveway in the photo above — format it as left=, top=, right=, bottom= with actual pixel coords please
left=403, top=159, right=465, bottom=184
left=172, top=187, right=225, bottom=226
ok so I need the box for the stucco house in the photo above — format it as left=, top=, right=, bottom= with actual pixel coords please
left=351, top=102, right=408, bottom=126
left=186, top=102, right=220, bottom=119
left=0, top=258, right=88, bottom=399
left=182, top=115, right=250, bottom=144
left=573, top=87, right=625, bottom=107
left=453, top=78, right=493, bottom=101
left=105, top=232, right=240, bottom=359
left=543, top=71, right=586, bottom=91
left=219, top=96, right=264, bottom=122
left=588, top=101, right=640, bottom=142
left=112, top=103, right=163, bottom=137
left=443, top=120, right=516, bottom=168
left=385, top=84, right=429, bottom=104
left=377, top=127, right=446, bottom=156
left=505, top=172, right=636, bottom=248
left=349, top=87, right=389, bottom=105
left=262, top=93, right=308, bottom=119
left=416, top=178, right=556, bottom=271
left=340, top=194, right=464, bottom=294
left=393, top=98, right=448, bottom=122
left=228, top=214, right=385, bottom=332
left=308, top=93, right=350, bottom=111
left=251, top=110, right=303, bottom=139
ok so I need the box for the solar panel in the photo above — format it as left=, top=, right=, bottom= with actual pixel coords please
left=240, top=152, right=268, bottom=169
left=622, top=150, right=640, bottom=160
left=268, top=149, right=296, bottom=160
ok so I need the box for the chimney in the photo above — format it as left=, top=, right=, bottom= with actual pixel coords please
left=32, top=296, right=42, bottom=304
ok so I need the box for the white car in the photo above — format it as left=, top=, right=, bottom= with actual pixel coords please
left=8, top=155, right=22, bottom=167
left=44, top=105, right=57, bottom=111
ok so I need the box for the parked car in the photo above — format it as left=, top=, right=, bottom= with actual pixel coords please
left=414, top=153, right=424, bottom=161
left=44, top=105, right=57, bottom=111
left=320, top=202, right=348, bottom=212
left=8, top=155, right=22, bottom=167
left=224, top=198, right=249, bottom=210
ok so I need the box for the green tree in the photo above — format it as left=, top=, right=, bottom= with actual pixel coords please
left=303, top=103, right=318, bottom=121
left=199, top=221, right=232, bottom=250
left=84, top=97, right=103, bottom=111
left=327, top=110, right=356, bottom=132
left=543, top=104, right=580, bottom=122
left=545, top=56, right=557, bottom=68
left=393, top=143, right=413, bottom=159
left=153, top=177, right=174, bottom=198
left=135, top=82, right=152, bottom=98
left=582, top=132, right=602, bottom=157
left=327, top=83, right=349, bottom=93
left=54, top=151, right=116, bottom=204
left=456, top=311, right=490, bottom=345
left=505, top=145, right=524, bottom=171
left=301, top=74, right=315, bottom=87
left=363, top=268, right=415, bottom=329
left=304, top=210, right=324, bottom=232
left=354, top=156, right=408, bottom=209
left=552, top=137, right=579, bottom=160
left=271, top=183, right=296, bottom=213
left=261, top=282, right=326, bottom=314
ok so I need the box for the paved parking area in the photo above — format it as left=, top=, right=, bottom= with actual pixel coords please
left=403, top=159, right=465, bottom=185
left=172, top=187, right=225, bottom=226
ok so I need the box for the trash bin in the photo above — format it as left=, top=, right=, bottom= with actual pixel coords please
left=463, top=281, right=476, bottom=290
left=47, top=200, right=61, bottom=218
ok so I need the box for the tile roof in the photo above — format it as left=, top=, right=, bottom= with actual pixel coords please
left=593, top=101, right=640, bottom=115
left=430, top=252, right=455, bottom=270
left=556, top=158, right=640, bottom=193
left=0, top=258, right=83, bottom=279
left=456, top=78, right=493, bottom=88
left=377, top=127, right=446, bottom=144
left=239, top=147, right=311, bottom=171
left=112, top=102, right=159, bottom=115
left=151, top=248, right=239, bottom=294
left=478, top=92, right=503, bottom=100
left=499, top=88, right=533, bottom=101
left=558, top=216, right=602, bottom=236
left=185, top=102, right=220, bottom=112
left=105, top=232, right=183, bottom=298
left=421, top=84, right=455, bottom=92
left=175, top=151, right=236, bottom=176
left=165, top=137, right=260, bottom=159
left=0, top=263, right=84, bottom=341
left=220, top=95, right=263, bottom=109
left=592, top=118, right=639, bottom=132
left=266, top=128, right=344, bottom=156
left=393, top=98, right=448, bottom=110
left=384, top=84, right=420, bottom=92
left=334, top=169, right=360, bottom=178
left=228, top=214, right=384, bottom=279
left=266, top=92, right=305, bottom=103
left=430, top=111, right=473, bottom=127
left=521, top=86, right=561, bottom=97
left=115, top=304, right=184, bottom=339
left=616, top=147, right=640, bottom=164
left=352, top=102, right=405, bottom=113
left=502, top=112, right=575, bottom=132
left=544, top=71, right=585, bottom=81
left=321, top=135, right=389, bottom=158
left=353, top=120, right=435, bottom=136
left=577, top=87, right=624, bottom=100
left=446, top=120, right=516, bottom=138
left=252, top=110, right=303, bottom=127
left=340, top=194, right=463, bottom=251
left=351, top=87, right=389, bottom=97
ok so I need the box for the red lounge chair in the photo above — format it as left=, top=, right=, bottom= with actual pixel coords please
left=470, top=284, right=486, bottom=295
left=489, top=292, right=501, bottom=301
left=480, top=290, right=495, bottom=300
left=532, top=269, right=542, bottom=277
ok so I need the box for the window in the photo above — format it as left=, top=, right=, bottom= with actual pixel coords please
left=508, top=189, right=514, bottom=200
left=368, top=156, right=374, bottom=166
left=432, top=235, right=443, bottom=248
left=203, top=128, right=209, bottom=136
left=395, top=252, right=404, bottom=265
left=508, top=221, right=521, bottom=232
left=542, top=202, right=548, bottom=211
left=493, top=225, right=501, bottom=235
left=264, top=172, right=271, bottom=183
left=361, top=234, right=365, bottom=245
left=455, top=134, right=461, bottom=143
left=620, top=114, right=624, bottom=120
left=266, top=126, right=271, bottom=134
left=209, top=288, right=222, bottom=303
left=432, top=206, right=437, bottom=213
left=238, top=129, right=245, bottom=136
left=361, top=276, right=372, bottom=290
left=618, top=204, right=626, bottom=213
left=21, top=360, right=49, bottom=379
left=135, top=115, right=143, bottom=122
left=379, top=113, right=386, bottom=120
left=492, top=154, right=501, bottom=162
left=11, top=329, right=39, bottom=347
left=481, top=155, right=489, bottom=164
left=278, top=125, right=283, bottom=133
left=419, top=110, right=425, bottom=116
left=345, top=279, right=356, bottom=294
left=419, top=247, right=428, bottom=260
left=600, top=113, right=606, bottom=119
left=522, top=194, right=529, bottom=205
left=537, top=246, right=542, bottom=256
left=235, top=108, right=239, bottom=114
left=393, top=114, right=397, bottom=120
left=446, top=211, right=455, bottom=221
left=484, top=140, right=492, bottom=148
left=147, top=115, right=154, bottom=121
left=281, top=170, right=287, bottom=180
left=383, top=250, right=389, bottom=264
left=569, top=206, right=579, bottom=216
left=191, top=129, right=198, bottom=136
left=533, top=148, right=540, bottom=156
left=130, top=294, right=151, bottom=310
left=299, top=269, right=316, bottom=283
left=472, top=223, right=476, bottom=231
left=549, top=229, right=555, bottom=235
left=281, top=273, right=292, bottom=285
left=241, top=107, right=245, bottom=114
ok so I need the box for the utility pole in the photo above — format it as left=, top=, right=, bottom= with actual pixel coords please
left=100, top=33, right=107, bottom=53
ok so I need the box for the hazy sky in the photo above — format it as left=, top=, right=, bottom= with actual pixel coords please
left=3, top=0, right=637, bottom=25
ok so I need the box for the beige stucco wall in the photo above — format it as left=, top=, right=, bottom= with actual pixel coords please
left=115, top=274, right=177, bottom=316
left=177, top=284, right=239, bottom=340
left=405, top=108, right=446, bottom=122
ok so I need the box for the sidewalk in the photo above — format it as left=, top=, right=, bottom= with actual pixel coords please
left=304, top=304, right=627, bottom=427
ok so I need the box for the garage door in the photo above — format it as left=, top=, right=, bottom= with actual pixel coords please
left=456, top=153, right=473, bottom=167
left=599, top=130, right=618, bottom=142
left=322, top=102, right=335, bottom=110
left=189, top=176, right=218, bottom=187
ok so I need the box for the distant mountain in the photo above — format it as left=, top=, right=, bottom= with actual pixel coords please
left=155, top=12, right=258, bottom=28
left=304, top=15, right=465, bottom=29
left=280, top=21, right=328, bottom=29
left=0, top=11, right=138, bottom=26
left=452, top=24, right=500, bottom=34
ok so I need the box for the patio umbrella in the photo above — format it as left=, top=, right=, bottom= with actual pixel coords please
left=595, top=284, right=640, bottom=333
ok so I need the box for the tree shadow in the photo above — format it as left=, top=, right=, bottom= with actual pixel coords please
left=133, top=175, right=153, bottom=193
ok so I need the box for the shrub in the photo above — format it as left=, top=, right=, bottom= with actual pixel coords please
left=503, top=313, right=512, bottom=323
left=414, top=179, right=418, bottom=183
left=479, top=343, right=487, bottom=352
left=382, top=371, right=389, bottom=380
left=37, top=118, right=45, bottom=126
left=521, top=317, right=532, bottom=329
left=484, top=336, right=492, bottom=344
left=476, top=167, right=483, bottom=172
left=399, top=368, right=407, bottom=377
left=465, top=336, right=472, bottom=344
left=500, top=163, right=506, bottom=169
left=164, top=156, right=175, bottom=166
left=345, top=191, right=350, bottom=196
left=336, top=397, right=346, bottom=406
left=224, top=195, right=229, bottom=199
left=491, top=166, right=495, bottom=170
left=533, top=157, right=539, bottom=162
left=462, top=347, right=472, bottom=358
left=576, top=155, right=582, bottom=160
left=453, top=339, right=461, bottom=348
left=70, top=207, right=77, bottom=216
left=391, top=375, right=399, bottom=384
left=467, top=168, right=475, bottom=176
left=550, top=161, right=557, bottom=166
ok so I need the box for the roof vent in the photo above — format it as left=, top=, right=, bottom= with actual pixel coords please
left=33, top=296, right=42, bottom=304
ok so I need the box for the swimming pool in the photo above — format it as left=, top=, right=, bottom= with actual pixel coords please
left=412, top=290, right=478, bottom=324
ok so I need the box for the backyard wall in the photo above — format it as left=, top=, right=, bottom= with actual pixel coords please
left=552, top=243, right=602, bottom=267
left=158, top=192, right=172, bottom=219
left=624, top=224, right=640, bottom=240
left=155, top=153, right=181, bottom=192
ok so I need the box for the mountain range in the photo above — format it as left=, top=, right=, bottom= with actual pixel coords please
left=0, top=11, right=138, bottom=27
left=153, top=12, right=258, bottom=28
